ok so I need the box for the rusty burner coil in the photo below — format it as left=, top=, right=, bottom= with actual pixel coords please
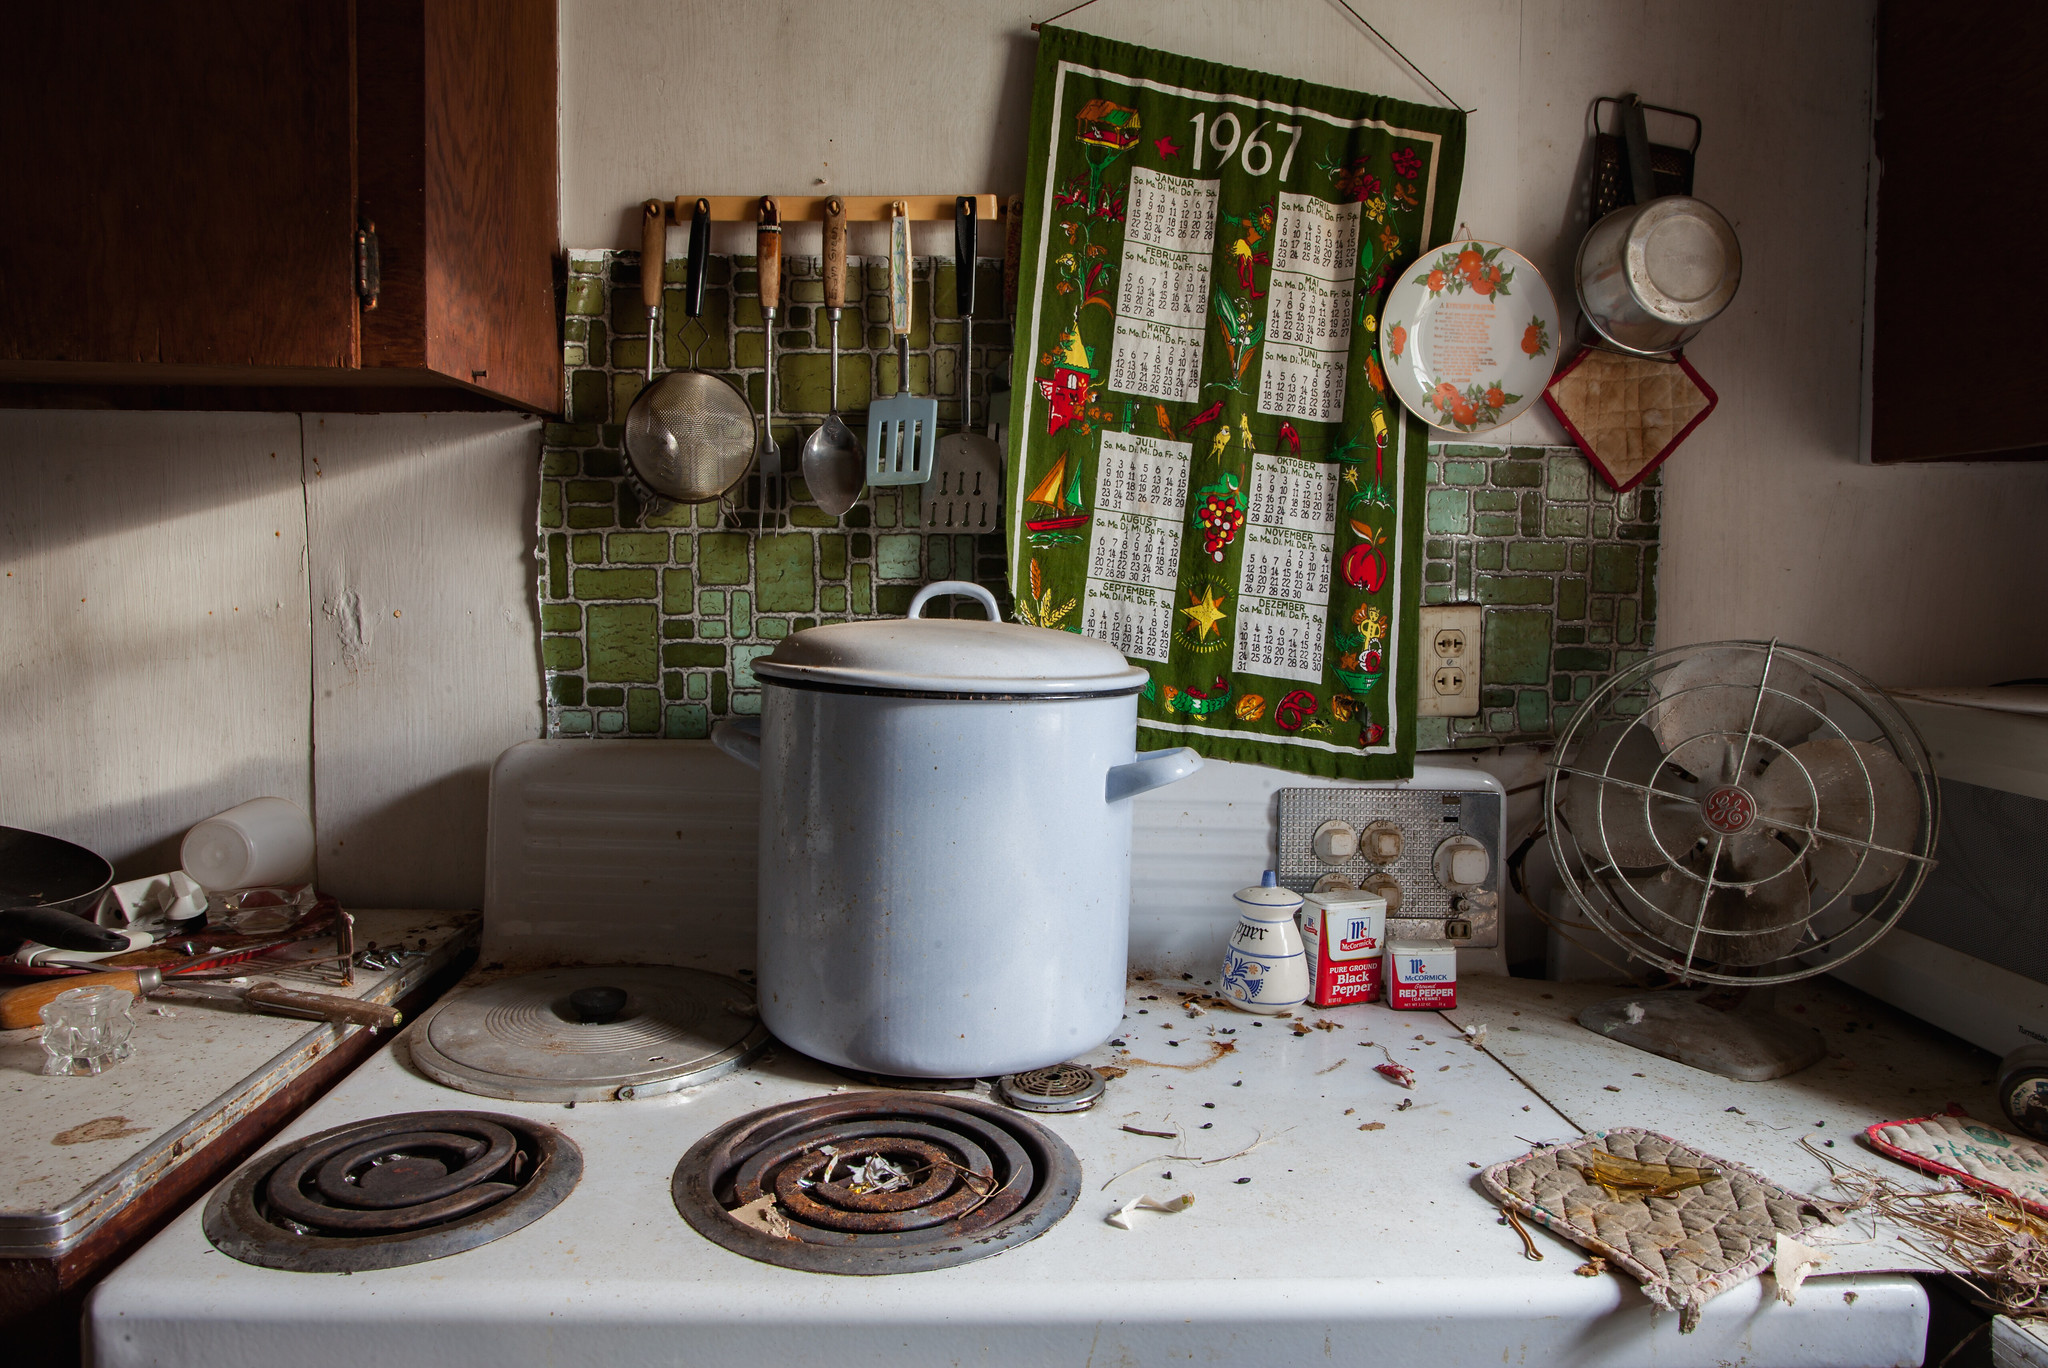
left=204, top=1111, right=582, bottom=1272
left=672, top=1091, right=1081, bottom=1274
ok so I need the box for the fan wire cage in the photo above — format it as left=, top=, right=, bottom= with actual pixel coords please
left=1545, top=639, right=1939, bottom=987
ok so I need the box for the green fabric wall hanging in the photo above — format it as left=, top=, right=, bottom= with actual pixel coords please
left=1006, top=26, right=1465, bottom=779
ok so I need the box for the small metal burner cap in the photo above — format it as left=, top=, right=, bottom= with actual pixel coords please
left=997, top=1064, right=1106, bottom=1113
left=568, top=985, right=628, bottom=1023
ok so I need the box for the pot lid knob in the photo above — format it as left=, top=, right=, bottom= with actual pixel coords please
left=568, top=985, right=628, bottom=1024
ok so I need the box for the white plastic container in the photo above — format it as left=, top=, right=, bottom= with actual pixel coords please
left=180, top=798, right=315, bottom=891
left=1221, top=871, right=1309, bottom=1014
left=712, top=581, right=1201, bottom=1078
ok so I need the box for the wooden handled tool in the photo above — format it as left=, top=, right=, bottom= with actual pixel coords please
left=822, top=196, right=847, bottom=318
left=0, top=968, right=400, bottom=1031
left=640, top=198, right=666, bottom=381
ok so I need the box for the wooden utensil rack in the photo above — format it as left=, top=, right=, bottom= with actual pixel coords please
left=646, top=195, right=1009, bottom=224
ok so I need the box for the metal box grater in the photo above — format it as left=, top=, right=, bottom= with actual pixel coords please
left=1277, top=787, right=1504, bottom=948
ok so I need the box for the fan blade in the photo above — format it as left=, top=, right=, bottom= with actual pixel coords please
left=1610, top=865, right=1712, bottom=946
left=1561, top=723, right=1705, bottom=869
left=1605, top=828, right=1812, bottom=967
left=1652, top=647, right=1825, bottom=772
left=1610, top=858, right=1811, bottom=970
left=1714, top=832, right=1816, bottom=965
left=1754, top=737, right=1918, bottom=895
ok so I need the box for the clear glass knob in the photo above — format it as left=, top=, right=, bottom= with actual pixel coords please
left=40, top=985, right=136, bottom=1077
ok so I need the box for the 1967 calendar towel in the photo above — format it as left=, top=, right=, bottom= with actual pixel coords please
left=1004, top=27, right=1464, bottom=780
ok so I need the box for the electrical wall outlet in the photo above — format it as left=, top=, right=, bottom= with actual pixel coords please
left=1416, top=604, right=1481, bottom=717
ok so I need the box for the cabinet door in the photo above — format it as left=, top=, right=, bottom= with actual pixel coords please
left=1869, top=1, right=2048, bottom=462
left=0, top=3, right=357, bottom=370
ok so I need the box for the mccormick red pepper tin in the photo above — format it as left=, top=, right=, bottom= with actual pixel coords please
left=1384, top=940, right=1458, bottom=1010
left=1297, top=891, right=1387, bottom=1006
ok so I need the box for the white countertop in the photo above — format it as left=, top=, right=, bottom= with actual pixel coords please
left=89, top=971, right=1931, bottom=1368
left=1, top=909, right=477, bottom=1256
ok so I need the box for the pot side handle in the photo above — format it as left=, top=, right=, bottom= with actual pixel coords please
left=907, top=580, right=1001, bottom=621
left=709, top=719, right=762, bottom=770
left=1105, top=747, right=1203, bottom=804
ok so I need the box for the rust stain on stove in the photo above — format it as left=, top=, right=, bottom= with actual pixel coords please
left=53, top=1116, right=151, bottom=1146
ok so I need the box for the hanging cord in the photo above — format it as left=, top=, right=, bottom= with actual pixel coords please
left=1506, top=822, right=1653, bottom=986
left=1032, top=0, right=1475, bottom=112
left=1031, top=0, right=1103, bottom=30
left=1327, top=0, right=1473, bottom=112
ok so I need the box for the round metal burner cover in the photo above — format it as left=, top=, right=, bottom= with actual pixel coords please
left=997, top=1064, right=1106, bottom=1113
left=410, top=966, right=770, bottom=1102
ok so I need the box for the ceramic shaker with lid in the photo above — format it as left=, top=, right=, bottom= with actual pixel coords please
left=1221, top=871, right=1309, bottom=1014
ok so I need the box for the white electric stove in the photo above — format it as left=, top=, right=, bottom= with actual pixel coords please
left=87, top=747, right=1928, bottom=1366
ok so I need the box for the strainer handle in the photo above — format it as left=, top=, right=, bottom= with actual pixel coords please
left=907, top=581, right=999, bottom=621
left=685, top=198, right=710, bottom=319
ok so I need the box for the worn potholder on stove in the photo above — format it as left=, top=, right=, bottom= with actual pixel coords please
left=1865, top=1112, right=2048, bottom=1219
left=1479, top=1127, right=1844, bottom=1332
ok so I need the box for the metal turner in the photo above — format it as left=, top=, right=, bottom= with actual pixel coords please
left=866, top=200, right=939, bottom=486
left=925, top=196, right=1004, bottom=533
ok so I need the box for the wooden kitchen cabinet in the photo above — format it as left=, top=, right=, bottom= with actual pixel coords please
left=0, top=0, right=560, bottom=415
left=1867, top=0, right=2046, bottom=463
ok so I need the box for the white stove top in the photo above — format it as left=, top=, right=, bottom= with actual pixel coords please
left=89, top=976, right=1923, bottom=1368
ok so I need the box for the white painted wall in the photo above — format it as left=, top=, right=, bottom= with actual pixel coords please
left=303, top=415, right=542, bottom=907
left=0, top=413, right=312, bottom=875
left=563, top=0, right=2048, bottom=686
left=0, top=413, right=542, bottom=904
left=7, top=0, right=2044, bottom=910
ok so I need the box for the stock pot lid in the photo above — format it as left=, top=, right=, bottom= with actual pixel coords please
left=754, top=580, right=1148, bottom=696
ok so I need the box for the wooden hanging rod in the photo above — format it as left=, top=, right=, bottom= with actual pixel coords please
left=654, top=195, right=1008, bottom=224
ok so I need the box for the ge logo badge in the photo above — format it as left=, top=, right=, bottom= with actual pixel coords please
left=1700, top=785, right=1757, bottom=835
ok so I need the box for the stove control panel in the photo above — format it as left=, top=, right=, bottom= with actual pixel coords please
left=1277, top=786, right=1504, bottom=948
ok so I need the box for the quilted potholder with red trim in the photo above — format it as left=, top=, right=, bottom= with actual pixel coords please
left=1864, top=1112, right=2048, bottom=1219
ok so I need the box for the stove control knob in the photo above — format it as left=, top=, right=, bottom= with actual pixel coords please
left=569, top=985, right=628, bottom=1024
left=1312, top=873, right=1357, bottom=893
left=1312, top=820, right=1358, bottom=863
left=1361, top=871, right=1403, bottom=914
left=1433, top=835, right=1491, bottom=892
left=1361, top=821, right=1404, bottom=864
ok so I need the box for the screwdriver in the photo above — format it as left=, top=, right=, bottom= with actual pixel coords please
left=0, top=968, right=400, bottom=1031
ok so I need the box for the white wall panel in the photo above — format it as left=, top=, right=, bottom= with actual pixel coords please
left=0, top=411, right=312, bottom=875
left=560, top=0, right=2048, bottom=686
left=303, top=414, right=544, bottom=909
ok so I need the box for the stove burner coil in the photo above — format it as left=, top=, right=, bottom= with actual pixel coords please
left=204, top=1111, right=582, bottom=1272
left=997, top=1064, right=1107, bottom=1113
left=672, top=1091, right=1080, bottom=1274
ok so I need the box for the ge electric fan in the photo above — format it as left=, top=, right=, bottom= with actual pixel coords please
left=1545, top=641, right=1939, bottom=1080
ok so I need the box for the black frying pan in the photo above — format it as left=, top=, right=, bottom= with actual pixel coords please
left=0, top=825, right=120, bottom=951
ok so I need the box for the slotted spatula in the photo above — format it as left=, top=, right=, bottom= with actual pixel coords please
left=866, top=200, right=939, bottom=486
left=925, top=196, right=1005, bottom=533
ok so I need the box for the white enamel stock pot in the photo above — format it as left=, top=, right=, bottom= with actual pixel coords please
left=711, top=581, right=1201, bottom=1078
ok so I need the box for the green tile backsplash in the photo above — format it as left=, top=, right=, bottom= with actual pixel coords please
left=1415, top=445, right=1658, bottom=750
left=538, top=250, right=1657, bottom=748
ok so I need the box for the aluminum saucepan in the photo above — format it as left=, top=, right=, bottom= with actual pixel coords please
left=1575, top=196, right=1742, bottom=356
